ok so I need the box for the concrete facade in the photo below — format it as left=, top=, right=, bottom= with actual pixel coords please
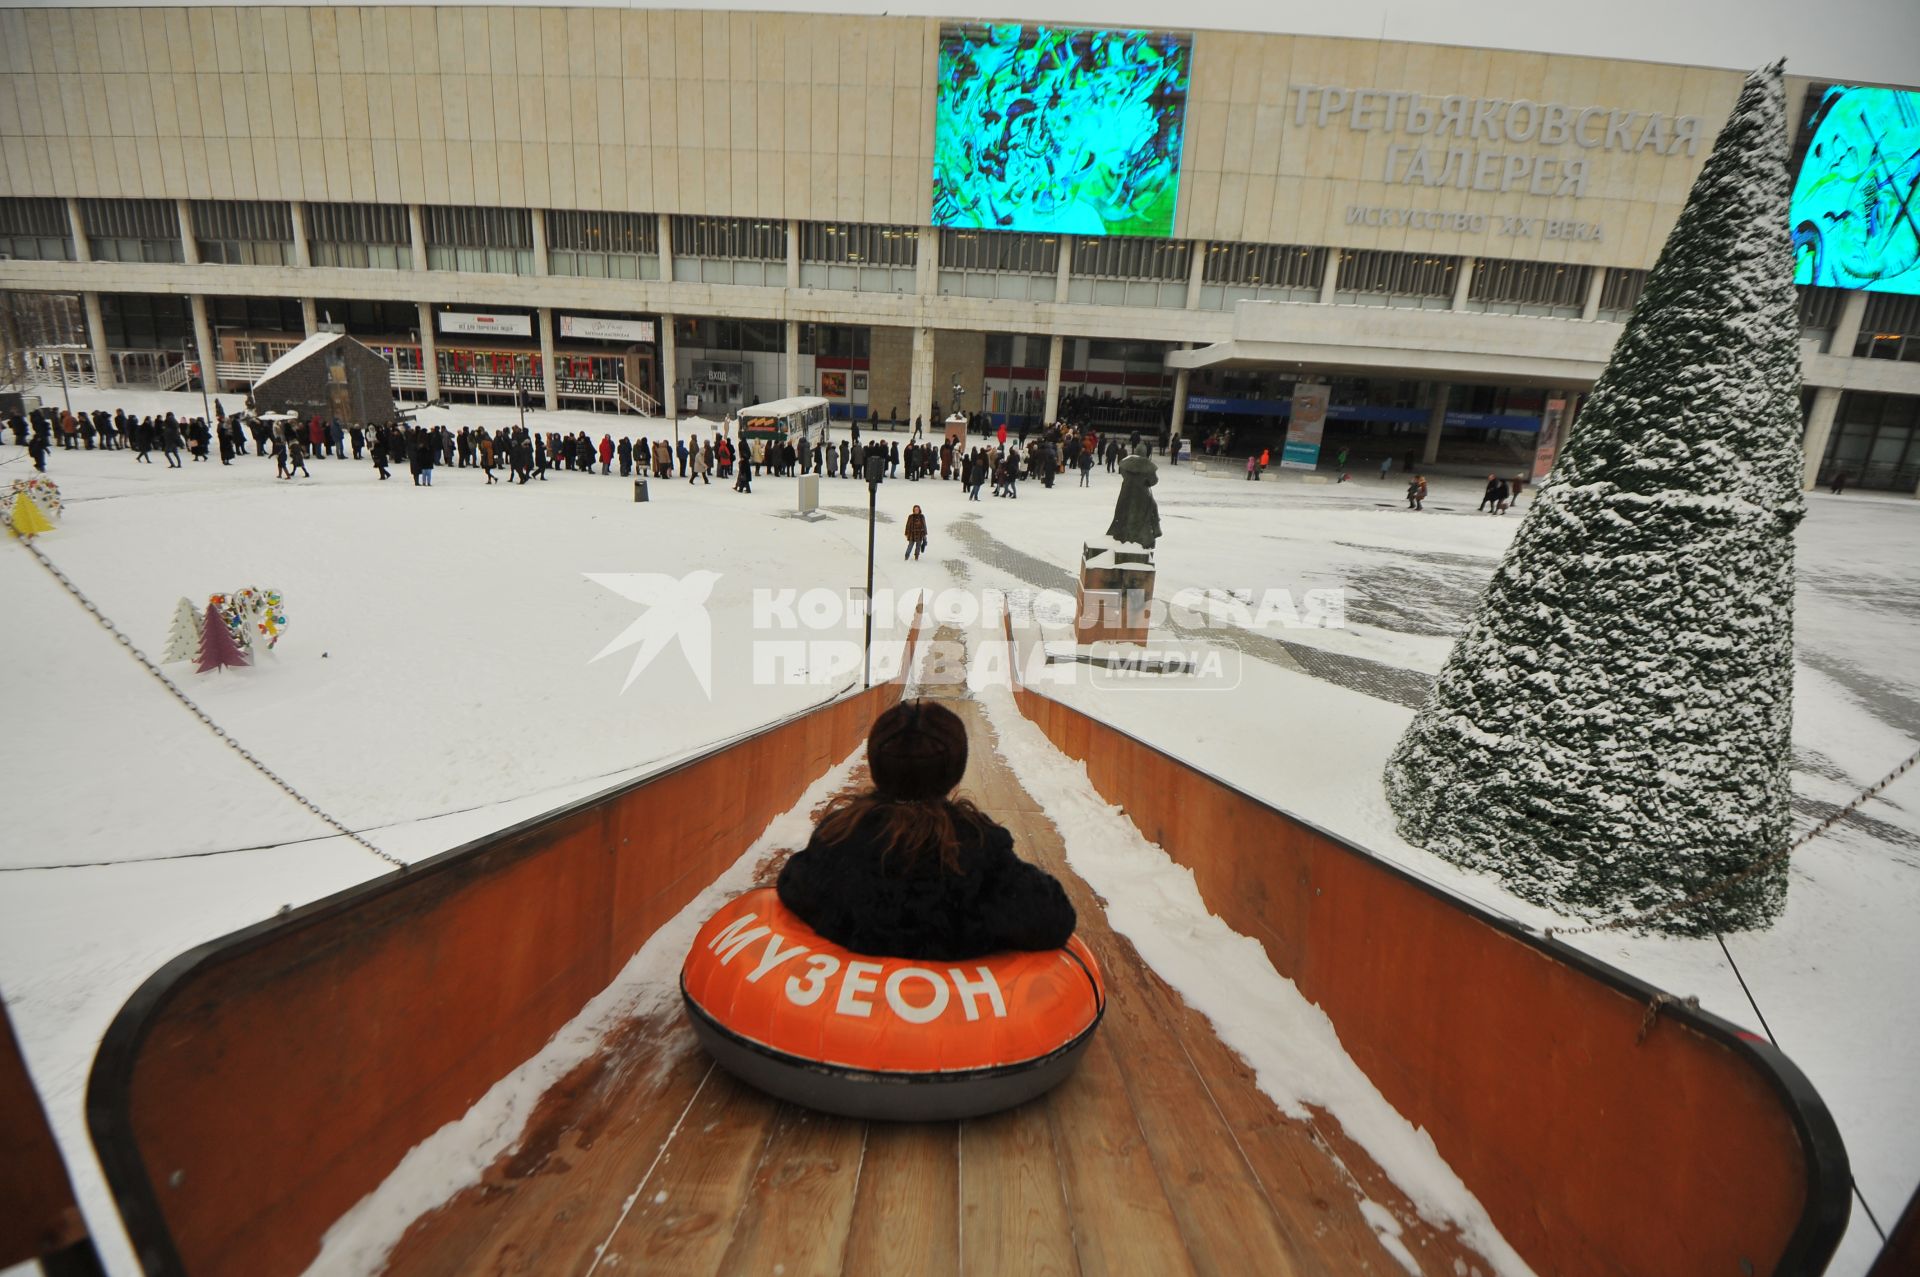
left=0, top=7, right=1915, bottom=489
left=0, top=8, right=1783, bottom=267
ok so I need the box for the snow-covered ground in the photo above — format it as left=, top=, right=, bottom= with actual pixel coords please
left=3, top=388, right=1915, bottom=1274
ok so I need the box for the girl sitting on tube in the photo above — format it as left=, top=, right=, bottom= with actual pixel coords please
left=777, top=700, right=1076, bottom=960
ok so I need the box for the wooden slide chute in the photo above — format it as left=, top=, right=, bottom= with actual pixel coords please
left=86, top=614, right=922, bottom=1277
left=1004, top=621, right=1852, bottom=1277
left=2, top=998, right=105, bottom=1277
left=81, top=595, right=1849, bottom=1277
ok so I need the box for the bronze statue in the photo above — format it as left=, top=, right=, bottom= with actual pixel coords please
left=1106, top=445, right=1162, bottom=549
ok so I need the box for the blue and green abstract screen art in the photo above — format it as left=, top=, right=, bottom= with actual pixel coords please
left=1790, top=85, right=1920, bottom=295
left=933, top=25, right=1191, bottom=238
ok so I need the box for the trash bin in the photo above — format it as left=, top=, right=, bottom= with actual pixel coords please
left=634, top=479, right=649, bottom=503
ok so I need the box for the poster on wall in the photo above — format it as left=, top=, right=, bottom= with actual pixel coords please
left=1280, top=383, right=1330, bottom=470
left=820, top=370, right=848, bottom=398
left=932, top=24, right=1191, bottom=238
left=438, top=312, right=532, bottom=337
left=1789, top=85, right=1920, bottom=295
left=1533, top=398, right=1568, bottom=483
left=559, top=315, right=654, bottom=343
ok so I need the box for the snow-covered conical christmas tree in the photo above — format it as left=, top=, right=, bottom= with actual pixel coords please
left=1383, top=62, right=1804, bottom=935
left=196, top=601, right=251, bottom=673
left=161, top=597, right=204, bottom=664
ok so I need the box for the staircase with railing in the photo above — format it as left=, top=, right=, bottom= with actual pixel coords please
left=154, top=361, right=190, bottom=393
left=616, top=380, right=661, bottom=417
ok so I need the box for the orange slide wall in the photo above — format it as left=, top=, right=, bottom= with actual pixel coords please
left=1, top=999, right=98, bottom=1272
left=1008, top=672, right=1850, bottom=1277
left=87, top=611, right=918, bottom=1277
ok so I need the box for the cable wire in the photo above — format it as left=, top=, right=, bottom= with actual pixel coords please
left=17, top=531, right=407, bottom=871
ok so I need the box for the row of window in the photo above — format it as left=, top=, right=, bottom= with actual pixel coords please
left=0, top=197, right=75, bottom=262
left=1855, top=293, right=1920, bottom=362
left=1, top=197, right=1898, bottom=332
left=671, top=317, right=873, bottom=358
left=1821, top=390, right=1920, bottom=490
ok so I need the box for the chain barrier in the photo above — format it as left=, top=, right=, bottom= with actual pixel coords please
left=1544, top=747, right=1920, bottom=940
left=18, top=534, right=408, bottom=872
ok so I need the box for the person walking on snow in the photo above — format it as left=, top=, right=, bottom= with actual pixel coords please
left=904, top=505, right=928, bottom=560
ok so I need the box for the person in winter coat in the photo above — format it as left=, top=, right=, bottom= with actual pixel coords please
left=1489, top=477, right=1510, bottom=514
left=1479, top=475, right=1501, bottom=512
left=617, top=436, right=633, bottom=477
left=599, top=434, right=614, bottom=475
left=1246, top=452, right=1260, bottom=481
left=370, top=432, right=390, bottom=480
left=904, top=505, right=928, bottom=560
left=1406, top=475, right=1427, bottom=510
left=734, top=435, right=754, bottom=493
left=159, top=417, right=185, bottom=468
left=776, top=700, right=1075, bottom=961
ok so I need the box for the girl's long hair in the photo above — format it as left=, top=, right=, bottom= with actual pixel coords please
left=812, top=791, right=997, bottom=874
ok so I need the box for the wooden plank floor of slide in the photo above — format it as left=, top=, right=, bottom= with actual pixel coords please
left=382, top=631, right=1495, bottom=1277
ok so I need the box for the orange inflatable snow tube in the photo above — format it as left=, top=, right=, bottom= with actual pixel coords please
left=681, top=888, right=1105, bottom=1120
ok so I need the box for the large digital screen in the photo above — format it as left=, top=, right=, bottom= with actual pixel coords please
left=932, top=24, right=1190, bottom=238
left=1789, top=85, right=1920, bottom=295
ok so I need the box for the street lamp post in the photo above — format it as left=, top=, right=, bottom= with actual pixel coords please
left=181, top=338, right=211, bottom=422
left=863, top=451, right=886, bottom=688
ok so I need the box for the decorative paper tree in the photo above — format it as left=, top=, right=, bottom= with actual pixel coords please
left=1383, top=63, right=1804, bottom=935
left=8, top=491, right=54, bottom=539
left=161, top=598, right=204, bottom=663
left=196, top=601, right=251, bottom=673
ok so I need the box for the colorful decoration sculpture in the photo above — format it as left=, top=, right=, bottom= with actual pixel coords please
left=161, top=597, right=204, bottom=664
left=196, top=601, right=251, bottom=673
left=8, top=491, right=54, bottom=539
left=9, top=476, right=62, bottom=520
left=209, top=588, right=290, bottom=653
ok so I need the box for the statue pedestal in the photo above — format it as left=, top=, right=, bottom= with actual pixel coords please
left=1075, top=541, right=1155, bottom=645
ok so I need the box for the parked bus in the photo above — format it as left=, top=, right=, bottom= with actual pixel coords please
left=737, top=395, right=830, bottom=441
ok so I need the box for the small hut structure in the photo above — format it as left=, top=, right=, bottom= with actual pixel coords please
left=248, top=333, right=393, bottom=425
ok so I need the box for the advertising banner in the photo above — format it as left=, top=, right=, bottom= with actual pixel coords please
left=1279, top=383, right=1330, bottom=469
left=1789, top=85, right=1920, bottom=295
left=1533, top=398, right=1568, bottom=483
left=932, top=25, right=1190, bottom=237
left=438, top=312, right=532, bottom=337
left=559, top=315, right=654, bottom=343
